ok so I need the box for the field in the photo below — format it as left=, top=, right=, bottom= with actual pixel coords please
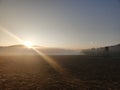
left=0, top=55, right=120, bottom=90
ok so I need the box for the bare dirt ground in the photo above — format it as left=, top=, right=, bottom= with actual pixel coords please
left=0, top=55, right=120, bottom=90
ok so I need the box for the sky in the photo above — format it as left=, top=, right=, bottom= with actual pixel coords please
left=0, top=0, right=120, bottom=49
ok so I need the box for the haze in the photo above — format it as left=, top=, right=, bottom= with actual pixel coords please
left=0, top=0, right=120, bottom=49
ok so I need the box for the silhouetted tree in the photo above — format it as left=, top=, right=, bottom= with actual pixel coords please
left=104, top=47, right=109, bottom=57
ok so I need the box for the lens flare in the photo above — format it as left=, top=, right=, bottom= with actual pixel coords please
left=0, top=25, right=65, bottom=75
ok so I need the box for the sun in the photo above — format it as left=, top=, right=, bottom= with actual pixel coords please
left=24, top=41, right=33, bottom=48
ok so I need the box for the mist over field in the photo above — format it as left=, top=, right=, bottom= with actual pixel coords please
left=0, top=0, right=120, bottom=89
left=0, top=45, right=81, bottom=56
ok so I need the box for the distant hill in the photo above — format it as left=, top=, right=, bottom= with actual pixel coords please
left=82, top=44, right=120, bottom=56
left=0, top=45, right=80, bottom=56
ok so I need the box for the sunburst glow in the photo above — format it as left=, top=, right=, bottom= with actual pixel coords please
left=24, top=41, right=33, bottom=48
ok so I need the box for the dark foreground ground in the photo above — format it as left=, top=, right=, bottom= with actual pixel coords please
left=0, top=55, right=120, bottom=90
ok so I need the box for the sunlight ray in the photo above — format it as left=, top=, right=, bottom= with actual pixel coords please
left=0, top=25, right=23, bottom=43
left=0, top=25, right=65, bottom=74
left=32, top=47, right=65, bottom=74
